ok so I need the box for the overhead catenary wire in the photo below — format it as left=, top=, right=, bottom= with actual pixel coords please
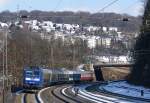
left=98, top=0, right=120, bottom=12
left=12, top=0, right=141, bottom=21
left=16, top=0, right=123, bottom=14
left=119, top=0, right=141, bottom=21
left=53, top=0, right=63, bottom=11
left=19, top=0, right=119, bottom=17
left=120, top=0, right=140, bottom=13
left=6, top=0, right=140, bottom=21
left=24, top=0, right=63, bottom=11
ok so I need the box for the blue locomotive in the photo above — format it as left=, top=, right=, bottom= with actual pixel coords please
left=23, top=66, right=44, bottom=89
left=23, top=66, right=93, bottom=89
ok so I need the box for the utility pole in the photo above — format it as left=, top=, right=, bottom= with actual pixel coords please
left=5, top=29, right=8, bottom=88
left=51, top=37, right=54, bottom=68
left=17, top=4, right=20, bottom=22
left=73, top=44, right=75, bottom=69
left=2, top=33, right=5, bottom=103
left=2, top=28, right=8, bottom=103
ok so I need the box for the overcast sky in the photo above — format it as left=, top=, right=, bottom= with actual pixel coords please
left=0, top=0, right=144, bottom=16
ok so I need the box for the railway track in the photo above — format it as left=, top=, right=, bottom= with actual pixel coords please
left=78, top=84, right=150, bottom=103
left=57, top=86, right=127, bottom=103
left=22, top=91, right=40, bottom=103
left=51, top=86, right=81, bottom=103
left=38, top=85, right=123, bottom=103
left=51, top=87, right=70, bottom=103
left=37, top=85, right=89, bottom=103
left=21, top=84, right=149, bottom=103
left=23, top=83, right=149, bottom=103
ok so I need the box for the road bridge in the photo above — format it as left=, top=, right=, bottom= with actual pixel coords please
left=94, top=63, right=133, bottom=68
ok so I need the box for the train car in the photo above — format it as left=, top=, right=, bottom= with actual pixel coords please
left=80, top=71, right=93, bottom=81
left=68, top=71, right=74, bottom=81
left=57, top=69, right=65, bottom=82
left=23, top=66, right=44, bottom=89
left=54, top=69, right=70, bottom=83
left=51, top=70, right=58, bottom=84
left=73, top=71, right=81, bottom=83
left=46, top=69, right=68, bottom=85
left=43, top=69, right=52, bottom=86
left=23, top=66, right=94, bottom=89
left=63, top=70, right=72, bottom=82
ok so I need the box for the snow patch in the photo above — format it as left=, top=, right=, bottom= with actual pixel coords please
left=101, top=81, right=150, bottom=100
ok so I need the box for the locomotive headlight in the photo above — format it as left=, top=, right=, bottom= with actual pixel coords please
left=25, top=78, right=31, bottom=80
left=34, top=78, right=40, bottom=81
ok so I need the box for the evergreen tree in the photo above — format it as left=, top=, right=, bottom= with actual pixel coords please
left=141, top=0, right=150, bottom=33
left=128, top=0, right=150, bottom=87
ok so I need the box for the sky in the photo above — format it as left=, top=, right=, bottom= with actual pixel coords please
left=0, top=0, right=144, bottom=17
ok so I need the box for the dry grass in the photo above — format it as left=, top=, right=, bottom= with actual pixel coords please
left=14, top=95, right=22, bottom=103
left=0, top=96, right=2, bottom=103
left=101, top=67, right=130, bottom=81
left=26, top=94, right=36, bottom=103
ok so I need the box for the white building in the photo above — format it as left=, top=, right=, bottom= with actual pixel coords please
left=109, top=27, right=118, bottom=32
left=0, top=22, right=8, bottom=28
left=85, top=26, right=100, bottom=32
left=87, top=36, right=96, bottom=49
left=63, top=24, right=73, bottom=31
left=96, top=36, right=112, bottom=48
left=32, top=20, right=39, bottom=26
left=31, top=25, right=40, bottom=31
left=42, top=21, right=53, bottom=27
left=102, top=27, right=107, bottom=32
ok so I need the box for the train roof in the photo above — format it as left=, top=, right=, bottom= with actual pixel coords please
left=23, top=66, right=43, bottom=70
left=23, top=66, right=93, bottom=74
left=43, top=69, right=52, bottom=73
left=53, top=69, right=66, bottom=74
left=43, top=68, right=65, bottom=74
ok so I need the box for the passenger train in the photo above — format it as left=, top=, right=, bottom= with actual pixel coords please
left=23, top=66, right=93, bottom=89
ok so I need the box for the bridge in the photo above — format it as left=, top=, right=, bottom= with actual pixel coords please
left=93, top=63, right=133, bottom=68
left=93, top=63, right=133, bottom=81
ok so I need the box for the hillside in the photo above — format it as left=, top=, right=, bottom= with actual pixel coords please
left=0, top=10, right=142, bottom=33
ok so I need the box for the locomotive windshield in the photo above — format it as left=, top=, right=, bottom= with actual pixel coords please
left=25, top=70, right=40, bottom=76
left=26, top=71, right=33, bottom=76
